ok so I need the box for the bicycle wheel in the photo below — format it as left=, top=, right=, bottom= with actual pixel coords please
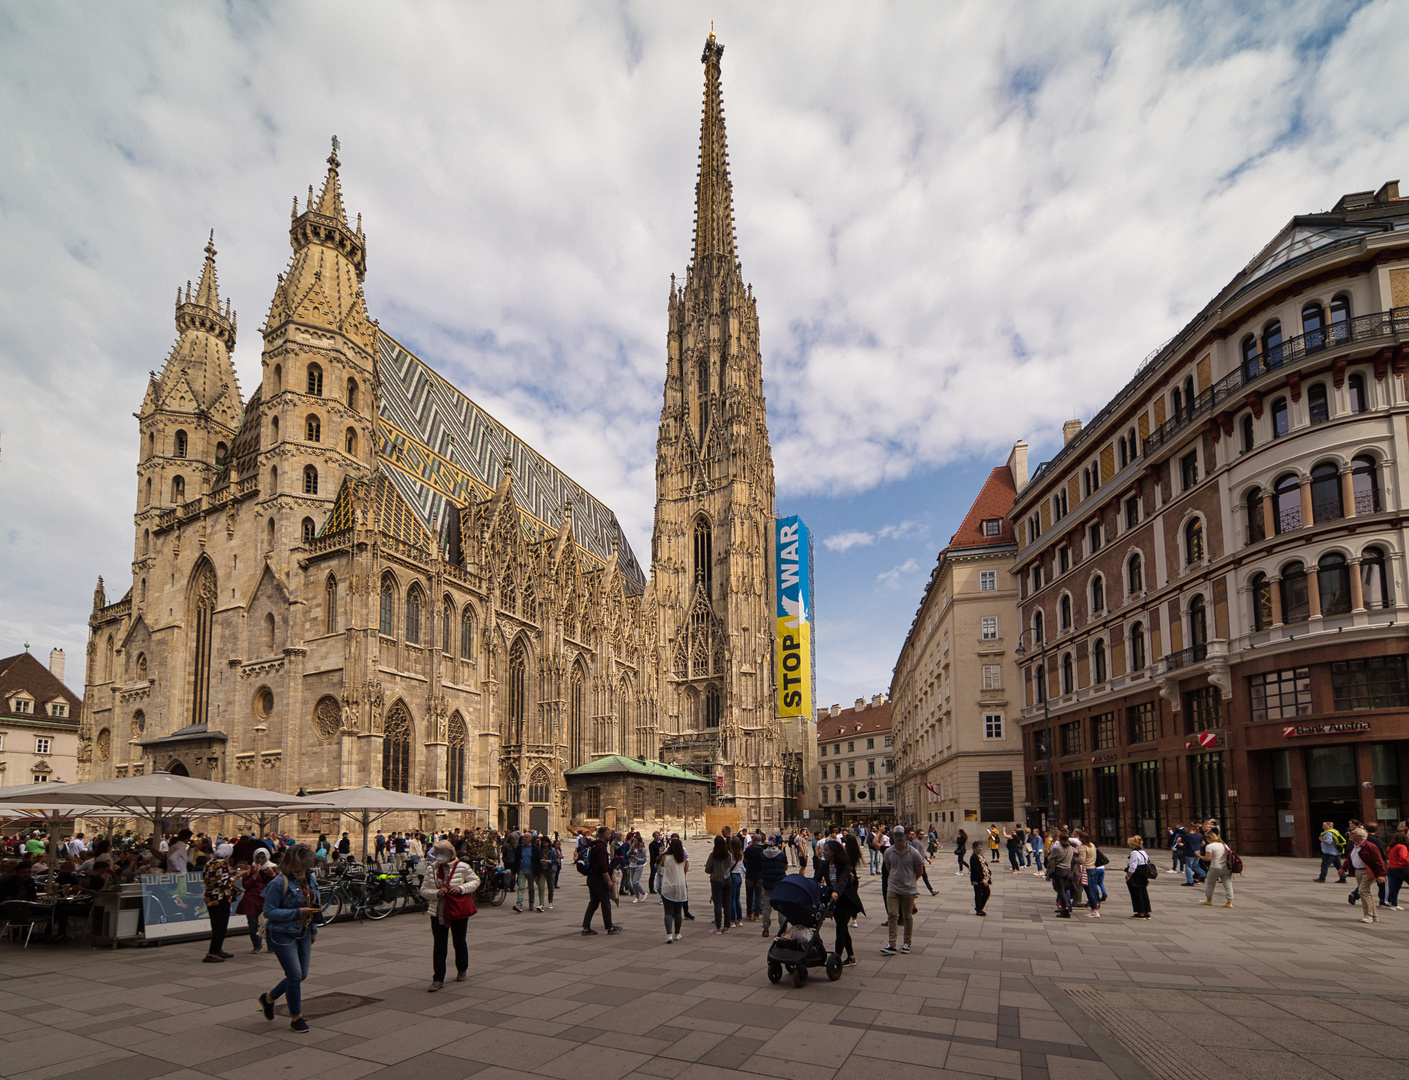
left=487, top=879, right=508, bottom=906
left=319, top=886, right=344, bottom=924
left=363, top=885, right=395, bottom=920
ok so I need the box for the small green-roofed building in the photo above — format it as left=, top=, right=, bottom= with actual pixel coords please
left=564, top=756, right=711, bottom=834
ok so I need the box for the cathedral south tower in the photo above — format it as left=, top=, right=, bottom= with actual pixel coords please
left=654, top=33, right=785, bottom=826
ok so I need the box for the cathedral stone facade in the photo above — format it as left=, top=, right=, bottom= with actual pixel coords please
left=80, top=34, right=803, bottom=834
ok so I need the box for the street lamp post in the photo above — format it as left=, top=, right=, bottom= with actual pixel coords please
left=1014, top=626, right=1058, bottom=830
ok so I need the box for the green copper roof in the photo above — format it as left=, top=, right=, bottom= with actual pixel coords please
left=564, top=755, right=711, bottom=783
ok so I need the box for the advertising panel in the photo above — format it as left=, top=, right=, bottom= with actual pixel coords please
left=139, top=872, right=211, bottom=940
left=773, top=516, right=814, bottom=719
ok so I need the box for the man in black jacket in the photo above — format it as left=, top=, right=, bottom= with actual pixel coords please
left=743, top=832, right=765, bottom=920
left=582, top=826, right=620, bottom=935
left=648, top=831, right=663, bottom=895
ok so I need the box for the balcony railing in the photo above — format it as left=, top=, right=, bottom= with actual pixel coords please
left=1143, top=304, right=1409, bottom=457
left=1354, top=490, right=1381, bottom=515
left=1163, top=643, right=1209, bottom=671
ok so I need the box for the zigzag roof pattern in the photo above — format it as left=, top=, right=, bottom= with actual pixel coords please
left=375, top=331, right=646, bottom=586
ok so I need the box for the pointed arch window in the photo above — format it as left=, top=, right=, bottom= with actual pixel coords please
left=303, top=466, right=318, bottom=495
left=379, top=576, right=396, bottom=637
left=346, top=377, right=359, bottom=411
left=171, top=476, right=185, bottom=503
left=215, top=441, right=228, bottom=466
left=325, top=575, right=338, bottom=634
left=305, top=415, right=321, bottom=442
left=189, top=561, right=217, bottom=726
left=529, top=767, right=550, bottom=805
left=174, top=430, right=188, bottom=458
left=306, top=364, right=323, bottom=396
left=382, top=704, right=411, bottom=793
left=693, top=516, right=713, bottom=602
left=345, top=428, right=358, bottom=455
left=569, top=665, right=585, bottom=768
left=704, top=684, right=721, bottom=728
left=301, top=517, right=316, bottom=545
left=405, top=585, right=423, bottom=645
left=447, top=712, right=467, bottom=802
left=507, top=638, right=527, bottom=743
left=697, top=353, right=709, bottom=444
left=441, top=597, right=454, bottom=654
left=264, top=612, right=277, bottom=651
left=459, top=607, right=475, bottom=661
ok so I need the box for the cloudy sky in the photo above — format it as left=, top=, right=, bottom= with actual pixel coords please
left=2, top=0, right=1406, bottom=707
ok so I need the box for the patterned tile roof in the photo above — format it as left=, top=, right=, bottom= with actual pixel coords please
left=376, top=332, right=645, bottom=585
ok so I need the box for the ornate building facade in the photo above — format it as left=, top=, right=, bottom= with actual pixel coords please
left=80, top=34, right=800, bottom=833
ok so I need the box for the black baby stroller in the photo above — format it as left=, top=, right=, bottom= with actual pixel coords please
left=765, top=874, right=843, bottom=987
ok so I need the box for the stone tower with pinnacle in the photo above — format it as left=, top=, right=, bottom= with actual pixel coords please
left=653, top=31, right=784, bottom=825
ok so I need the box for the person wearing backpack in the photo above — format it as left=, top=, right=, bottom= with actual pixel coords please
left=420, top=839, right=479, bottom=992
left=1198, top=829, right=1234, bottom=908
left=257, top=844, right=322, bottom=1033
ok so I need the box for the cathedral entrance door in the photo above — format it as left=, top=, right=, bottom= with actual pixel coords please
left=604, top=807, right=617, bottom=829
left=529, top=806, right=548, bottom=833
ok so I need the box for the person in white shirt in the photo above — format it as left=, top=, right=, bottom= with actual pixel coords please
left=167, top=829, right=193, bottom=874
left=67, top=834, right=87, bottom=859
left=1198, top=830, right=1233, bottom=908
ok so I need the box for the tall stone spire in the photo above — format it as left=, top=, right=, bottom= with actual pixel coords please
left=693, top=29, right=737, bottom=264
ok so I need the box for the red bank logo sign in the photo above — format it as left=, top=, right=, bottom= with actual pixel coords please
left=1281, top=721, right=1371, bottom=738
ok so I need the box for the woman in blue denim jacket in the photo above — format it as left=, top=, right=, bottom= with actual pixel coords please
left=257, top=843, right=321, bottom=1032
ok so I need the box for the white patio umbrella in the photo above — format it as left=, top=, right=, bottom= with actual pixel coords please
left=298, top=786, right=485, bottom=862
left=0, top=785, right=141, bottom=897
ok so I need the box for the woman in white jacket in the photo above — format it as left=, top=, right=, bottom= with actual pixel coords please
left=420, top=840, right=479, bottom=991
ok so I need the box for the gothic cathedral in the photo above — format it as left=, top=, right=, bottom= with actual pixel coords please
left=80, top=33, right=802, bottom=832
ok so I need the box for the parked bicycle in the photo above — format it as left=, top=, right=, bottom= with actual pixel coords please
left=316, top=861, right=396, bottom=923
left=372, top=864, right=429, bottom=916
left=470, top=858, right=509, bottom=907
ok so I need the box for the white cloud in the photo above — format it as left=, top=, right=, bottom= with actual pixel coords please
left=822, top=531, right=876, bottom=553
left=1, top=1, right=1405, bottom=678
left=823, top=518, right=924, bottom=551
left=876, top=559, right=921, bottom=590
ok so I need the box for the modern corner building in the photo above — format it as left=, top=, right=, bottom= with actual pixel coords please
left=1012, top=182, right=1409, bottom=856
left=891, top=446, right=1026, bottom=833
left=816, top=696, right=894, bottom=823
left=80, top=33, right=807, bottom=833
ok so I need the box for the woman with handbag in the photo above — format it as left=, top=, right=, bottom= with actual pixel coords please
left=257, top=844, right=322, bottom=1033
left=953, top=829, right=969, bottom=876
left=421, top=839, right=479, bottom=991
left=1125, top=835, right=1152, bottom=919
left=237, top=848, right=276, bottom=952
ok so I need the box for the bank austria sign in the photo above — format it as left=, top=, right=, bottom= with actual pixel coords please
left=773, top=516, right=814, bottom=720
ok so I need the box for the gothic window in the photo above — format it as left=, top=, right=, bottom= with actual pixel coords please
left=569, top=665, right=585, bottom=768
left=188, top=560, right=217, bottom=727
left=507, top=638, right=527, bottom=743
left=269, top=465, right=278, bottom=492
left=140, top=578, right=147, bottom=604
left=325, top=575, right=337, bottom=634
left=174, top=430, right=187, bottom=458
left=697, top=352, right=709, bottom=444
left=215, top=441, right=228, bottom=466
left=96, top=728, right=111, bottom=761
left=145, top=477, right=151, bottom=506
left=382, top=704, right=412, bottom=793
left=704, top=684, right=721, bottom=728
left=313, top=696, right=341, bottom=741
left=499, top=569, right=516, bottom=615
left=264, top=612, right=276, bottom=651
left=405, top=585, right=423, bottom=645
left=273, top=364, right=283, bottom=392
left=306, top=363, right=323, bottom=396
left=693, top=516, right=713, bottom=602
left=306, top=415, right=321, bottom=442
left=131, top=709, right=145, bottom=736
left=271, top=416, right=279, bottom=440
left=617, top=677, right=632, bottom=755
left=105, top=636, right=114, bottom=681
left=303, top=466, right=318, bottom=495
left=441, top=597, right=454, bottom=654
left=1251, top=573, right=1273, bottom=631
left=379, top=575, right=396, bottom=637
left=267, top=517, right=276, bottom=552
left=447, top=712, right=467, bottom=802
left=301, top=517, right=315, bottom=544
left=346, top=377, right=359, bottom=411
left=345, top=428, right=358, bottom=455
left=529, top=767, right=551, bottom=805
left=522, top=578, right=537, bottom=622
left=171, top=476, right=185, bottom=503
left=135, top=651, right=148, bottom=682
left=460, top=606, right=475, bottom=660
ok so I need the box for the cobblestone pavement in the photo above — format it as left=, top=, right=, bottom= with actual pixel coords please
left=4, top=845, right=1407, bottom=1080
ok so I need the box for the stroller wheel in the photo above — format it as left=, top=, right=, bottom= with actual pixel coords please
left=825, top=953, right=843, bottom=982
left=793, top=965, right=809, bottom=988
left=767, top=960, right=782, bottom=984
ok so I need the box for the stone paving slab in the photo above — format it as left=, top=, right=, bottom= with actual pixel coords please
left=4, top=846, right=1409, bottom=1080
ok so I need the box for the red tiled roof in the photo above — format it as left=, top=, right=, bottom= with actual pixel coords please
left=948, top=466, right=1017, bottom=549
left=817, top=699, right=891, bottom=742
left=0, top=651, right=82, bottom=727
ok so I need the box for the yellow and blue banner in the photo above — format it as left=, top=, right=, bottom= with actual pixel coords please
left=774, top=516, right=814, bottom=718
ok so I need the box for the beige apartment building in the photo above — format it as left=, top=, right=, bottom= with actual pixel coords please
left=815, top=696, right=893, bottom=824
left=891, top=447, right=1026, bottom=837
left=1, top=649, right=82, bottom=789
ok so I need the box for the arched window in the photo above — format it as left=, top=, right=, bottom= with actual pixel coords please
left=1172, top=386, right=1184, bottom=422
left=507, top=638, right=527, bottom=743
left=382, top=704, right=411, bottom=793
left=1310, top=461, right=1342, bottom=523
left=1348, top=373, right=1367, bottom=414
left=1090, top=574, right=1105, bottom=614
left=1271, top=397, right=1289, bottom=438
left=1263, top=320, right=1284, bottom=368
left=693, top=516, right=713, bottom=602
left=697, top=351, right=710, bottom=444
left=1033, top=609, right=1044, bottom=644
left=1241, top=414, right=1255, bottom=454
left=529, top=767, right=551, bottom=805
left=1329, top=295, right=1351, bottom=343
left=306, top=364, right=323, bottom=396
left=346, top=377, right=359, bottom=411
left=1318, top=553, right=1351, bottom=617
left=104, top=635, right=114, bottom=681
left=264, top=612, right=276, bottom=651
left=441, top=598, right=454, bottom=654
left=1059, top=594, right=1072, bottom=630
left=303, top=466, right=318, bottom=495
left=1118, top=437, right=1128, bottom=469
left=1060, top=653, right=1074, bottom=695
left=1302, top=302, right=1325, bottom=351
left=325, top=575, right=338, bottom=634
left=136, top=652, right=148, bottom=682
left=704, top=684, right=721, bottom=728
left=188, top=560, right=217, bottom=726
left=1127, top=553, right=1143, bottom=595
left=569, top=665, right=585, bottom=768
left=1251, top=573, right=1273, bottom=631
left=1361, top=547, right=1390, bottom=609
left=1241, top=334, right=1259, bottom=377
left=269, top=465, right=278, bottom=492
left=1129, top=622, right=1146, bottom=671
left=1307, top=383, right=1329, bottom=425
left=145, top=477, right=152, bottom=506
left=174, top=430, right=188, bottom=458
left=617, top=678, right=632, bottom=756
left=1188, top=595, right=1208, bottom=657
left=140, top=577, right=147, bottom=604
left=215, top=441, right=228, bottom=466
left=171, top=476, right=185, bottom=503
left=504, top=767, right=521, bottom=805
left=266, top=517, right=276, bottom=552
left=405, top=585, right=423, bottom=645
left=1352, top=455, right=1380, bottom=514
left=1184, top=517, right=1205, bottom=565
left=271, top=415, right=279, bottom=441
left=1273, top=472, right=1302, bottom=533
left=1184, top=375, right=1195, bottom=413
left=1093, top=639, right=1107, bottom=684
left=301, top=517, right=315, bottom=544
left=345, top=428, right=358, bottom=455
left=379, top=576, right=396, bottom=637
left=1280, top=561, right=1310, bottom=624
left=143, top=528, right=150, bottom=554
left=273, top=363, right=283, bottom=392
left=1245, top=487, right=1265, bottom=544
left=447, top=713, right=467, bottom=802
left=1034, top=662, right=1046, bottom=704
left=460, top=607, right=475, bottom=661
left=305, top=415, right=321, bottom=442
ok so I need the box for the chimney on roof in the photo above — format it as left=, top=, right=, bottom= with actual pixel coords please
left=1062, top=419, right=1083, bottom=446
left=1007, top=440, right=1029, bottom=493
left=871, top=694, right=883, bottom=708
left=1376, top=180, right=1401, bottom=204
left=830, top=703, right=841, bottom=718
left=49, top=648, right=65, bottom=683
left=855, top=697, right=866, bottom=711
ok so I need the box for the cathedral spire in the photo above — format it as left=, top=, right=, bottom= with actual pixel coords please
left=192, top=230, right=221, bottom=309
left=172, top=231, right=235, bottom=350
left=313, top=137, right=348, bottom=223
left=693, top=29, right=737, bottom=264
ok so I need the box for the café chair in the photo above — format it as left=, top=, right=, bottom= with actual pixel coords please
left=0, top=900, right=54, bottom=948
